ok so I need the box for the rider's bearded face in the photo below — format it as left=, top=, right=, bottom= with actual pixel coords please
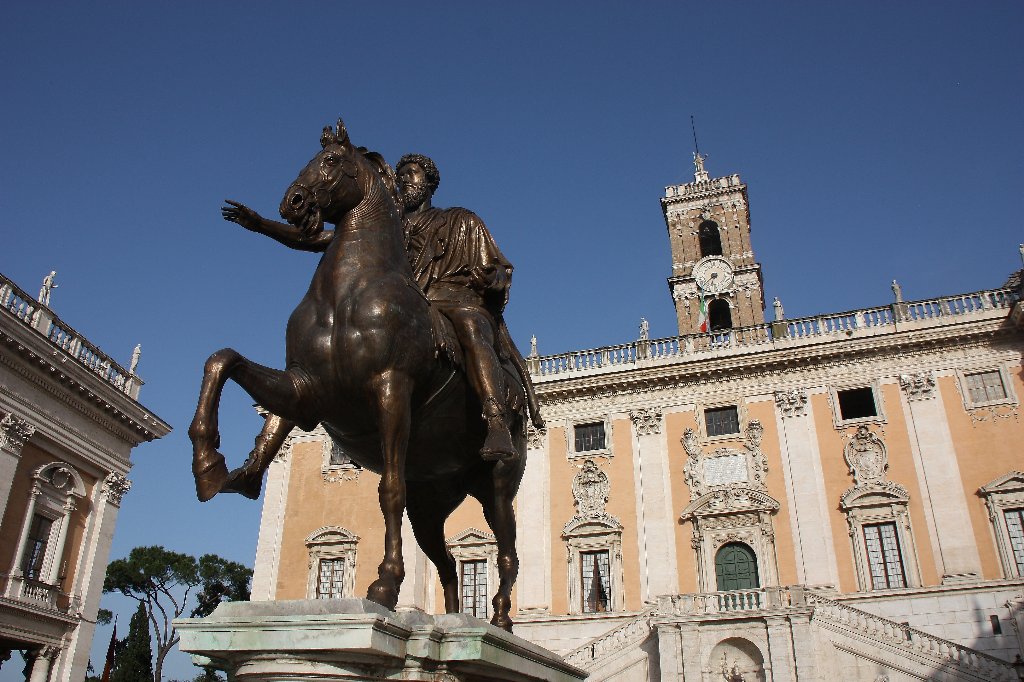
left=398, top=163, right=433, bottom=210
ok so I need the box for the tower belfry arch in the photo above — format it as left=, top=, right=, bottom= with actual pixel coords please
left=661, top=153, right=765, bottom=335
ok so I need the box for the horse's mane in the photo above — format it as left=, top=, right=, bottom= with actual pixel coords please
left=358, top=148, right=402, bottom=210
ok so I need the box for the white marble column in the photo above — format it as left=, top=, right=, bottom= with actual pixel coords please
left=7, top=483, right=42, bottom=585
left=59, top=473, right=129, bottom=682
left=629, top=408, right=679, bottom=602
left=0, top=413, right=35, bottom=522
left=28, top=646, right=59, bottom=682
left=251, top=442, right=294, bottom=600
left=516, top=426, right=552, bottom=613
left=773, top=389, right=840, bottom=587
left=899, top=373, right=982, bottom=582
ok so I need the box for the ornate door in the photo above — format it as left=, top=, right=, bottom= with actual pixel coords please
left=715, top=543, right=759, bottom=591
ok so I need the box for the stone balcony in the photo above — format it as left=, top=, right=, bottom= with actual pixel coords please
left=529, top=288, right=1017, bottom=383
left=0, top=271, right=142, bottom=399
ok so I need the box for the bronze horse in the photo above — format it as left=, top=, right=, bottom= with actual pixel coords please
left=188, top=120, right=527, bottom=630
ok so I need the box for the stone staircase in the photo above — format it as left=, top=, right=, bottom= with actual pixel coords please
left=562, top=607, right=656, bottom=671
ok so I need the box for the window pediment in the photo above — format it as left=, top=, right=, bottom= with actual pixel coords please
left=562, top=515, right=623, bottom=538
left=979, top=471, right=1024, bottom=497
left=681, top=487, right=780, bottom=522
left=305, top=526, right=359, bottom=546
left=840, top=481, right=909, bottom=511
left=447, top=528, right=496, bottom=547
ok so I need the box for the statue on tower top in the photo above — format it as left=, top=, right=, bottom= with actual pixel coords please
left=694, top=151, right=710, bottom=183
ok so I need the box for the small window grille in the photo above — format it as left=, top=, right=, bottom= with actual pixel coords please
left=316, top=558, right=346, bottom=599
left=581, top=550, right=610, bottom=613
left=705, top=406, right=740, bottom=437
left=966, top=371, right=1007, bottom=404
left=574, top=422, right=606, bottom=452
left=863, top=522, right=906, bottom=589
left=837, top=387, right=878, bottom=420
left=460, top=560, right=488, bottom=618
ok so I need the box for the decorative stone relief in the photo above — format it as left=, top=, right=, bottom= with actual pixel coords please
left=567, top=459, right=617, bottom=527
left=102, top=473, right=132, bottom=506
left=899, top=372, right=936, bottom=401
left=629, top=408, right=662, bottom=436
left=527, top=425, right=547, bottom=450
left=0, top=413, right=35, bottom=454
left=774, top=389, right=808, bottom=418
left=843, top=426, right=888, bottom=486
left=680, top=420, right=767, bottom=497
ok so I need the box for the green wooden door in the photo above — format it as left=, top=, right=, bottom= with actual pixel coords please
left=715, top=543, right=759, bottom=591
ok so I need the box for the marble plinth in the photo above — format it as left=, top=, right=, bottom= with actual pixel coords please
left=175, top=599, right=587, bottom=682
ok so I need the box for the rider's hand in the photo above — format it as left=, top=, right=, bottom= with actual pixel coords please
left=222, top=200, right=264, bottom=232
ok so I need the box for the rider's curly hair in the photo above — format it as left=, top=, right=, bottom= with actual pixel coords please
left=396, top=153, right=440, bottom=193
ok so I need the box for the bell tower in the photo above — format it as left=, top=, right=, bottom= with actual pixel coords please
left=661, top=154, right=765, bottom=335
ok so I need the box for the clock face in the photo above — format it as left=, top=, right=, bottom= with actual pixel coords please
left=692, top=256, right=735, bottom=294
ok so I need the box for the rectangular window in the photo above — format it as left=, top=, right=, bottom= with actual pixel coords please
left=837, top=387, right=878, bottom=420
left=316, top=558, right=346, bottom=599
left=966, top=370, right=1007, bottom=404
left=581, top=550, right=611, bottom=613
left=574, top=422, right=606, bottom=452
left=460, top=560, right=488, bottom=618
left=21, top=514, right=53, bottom=581
left=704, top=406, right=740, bottom=437
left=863, top=523, right=907, bottom=589
left=1004, top=509, right=1024, bottom=576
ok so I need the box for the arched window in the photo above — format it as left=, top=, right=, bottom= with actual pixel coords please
left=715, top=543, right=759, bottom=591
left=708, top=299, right=732, bottom=331
left=698, top=221, right=723, bottom=257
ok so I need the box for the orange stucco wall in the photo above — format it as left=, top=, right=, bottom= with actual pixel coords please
left=749, top=399, right=798, bottom=586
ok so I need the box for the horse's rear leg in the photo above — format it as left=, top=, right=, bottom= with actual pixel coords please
left=407, top=482, right=466, bottom=614
left=365, top=372, right=413, bottom=611
left=189, top=348, right=313, bottom=501
left=471, top=452, right=526, bottom=632
left=221, top=413, right=295, bottom=500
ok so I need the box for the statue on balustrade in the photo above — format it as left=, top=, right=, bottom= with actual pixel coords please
left=187, top=118, right=540, bottom=631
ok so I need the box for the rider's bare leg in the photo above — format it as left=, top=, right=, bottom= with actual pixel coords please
left=221, top=413, right=295, bottom=500
left=441, top=306, right=516, bottom=462
left=366, top=370, right=412, bottom=611
left=189, top=348, right=316, bottom=502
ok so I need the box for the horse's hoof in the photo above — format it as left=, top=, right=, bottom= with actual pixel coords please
left=490, top=614, right=514, bottom=632
left=193, top=451, right=228, bottom=502
left=366, top=580, right=399, bottom=611
left=221, top=466, right=264, bottom=500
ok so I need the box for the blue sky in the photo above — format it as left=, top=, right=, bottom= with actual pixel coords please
left=1, top=2, right=1022, bottom=679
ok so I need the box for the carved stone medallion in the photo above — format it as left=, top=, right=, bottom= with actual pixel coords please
left=843, top=426, right=887, bottom=486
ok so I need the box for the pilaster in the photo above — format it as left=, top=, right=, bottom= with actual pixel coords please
left=789, top=613, right=821, bottom=682
left=517, top=426, right=552, bottom=613
left=629, top=408, right=679, bottom=601
left=899, top=373, right=982, bottom=582
left=773, top=390, right=840, bottom=587
left=252, top=439, right=294, bottom=600
left=0, top=412, right=35, bottom=520
left=678, top=622, right=702, bottom=682
left=655, top=624, right=684, bottom=682
left=765, top=615, right=796, bottom=682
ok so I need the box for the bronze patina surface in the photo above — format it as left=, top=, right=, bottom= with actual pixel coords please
left=188, top=120, right=537, bottom=631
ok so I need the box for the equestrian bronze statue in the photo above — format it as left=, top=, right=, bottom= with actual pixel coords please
left=188, top=119, right=539, bottom=631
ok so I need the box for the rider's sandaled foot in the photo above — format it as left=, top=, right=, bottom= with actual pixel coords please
left=480, top=398, right=516, bottom=461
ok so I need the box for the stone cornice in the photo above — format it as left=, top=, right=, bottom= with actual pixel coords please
left=0, top=312, right=170, bottom=444
left=535, top=315, right=1017, bottom=407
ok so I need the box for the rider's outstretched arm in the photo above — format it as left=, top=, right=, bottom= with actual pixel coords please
left=222, top=201, right=334, bottom=253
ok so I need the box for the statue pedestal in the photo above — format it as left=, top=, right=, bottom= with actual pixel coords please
left=176, top=599, right=587, bottom=682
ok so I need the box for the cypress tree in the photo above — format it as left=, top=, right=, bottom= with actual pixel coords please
left=111, top=602, right=153, bottom=682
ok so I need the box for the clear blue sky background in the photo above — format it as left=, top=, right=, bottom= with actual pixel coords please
left=1, top=2, right=1022, bottom=679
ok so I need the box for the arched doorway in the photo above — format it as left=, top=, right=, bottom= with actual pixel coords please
left=715, top=542, right=759, bottom=591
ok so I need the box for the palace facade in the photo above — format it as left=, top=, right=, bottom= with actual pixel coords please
left=250, top=158, right=1024, bottom=682
left=0, top=273, right=170, bottom=682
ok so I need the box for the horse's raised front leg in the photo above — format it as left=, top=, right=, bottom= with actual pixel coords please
left=365, top=371, right=413, bottom=611
left=189, top=348, right=315, bottom=502
left=220, top=413, right=296, bottom=500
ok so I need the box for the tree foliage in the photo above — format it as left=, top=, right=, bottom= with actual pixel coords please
left=111, top=601, right=153, bottom=682
left=102, top=546, right=251, bottom=682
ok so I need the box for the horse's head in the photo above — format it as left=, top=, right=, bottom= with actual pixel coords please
left=279, top=119, right=375, bottom=234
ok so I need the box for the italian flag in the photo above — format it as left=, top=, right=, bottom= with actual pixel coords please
left=697, top=295, right=709, bottom=333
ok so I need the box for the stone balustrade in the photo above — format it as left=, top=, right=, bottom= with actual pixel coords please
left=806, top=592, right=1017, bottom=682
left=0, top=272, right=140, bottom=398
left=563, top=608, right=656, bottom=670
left=533, top=288, right=1016, bottom=380
left=664, top=173, right=744, bottom=198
